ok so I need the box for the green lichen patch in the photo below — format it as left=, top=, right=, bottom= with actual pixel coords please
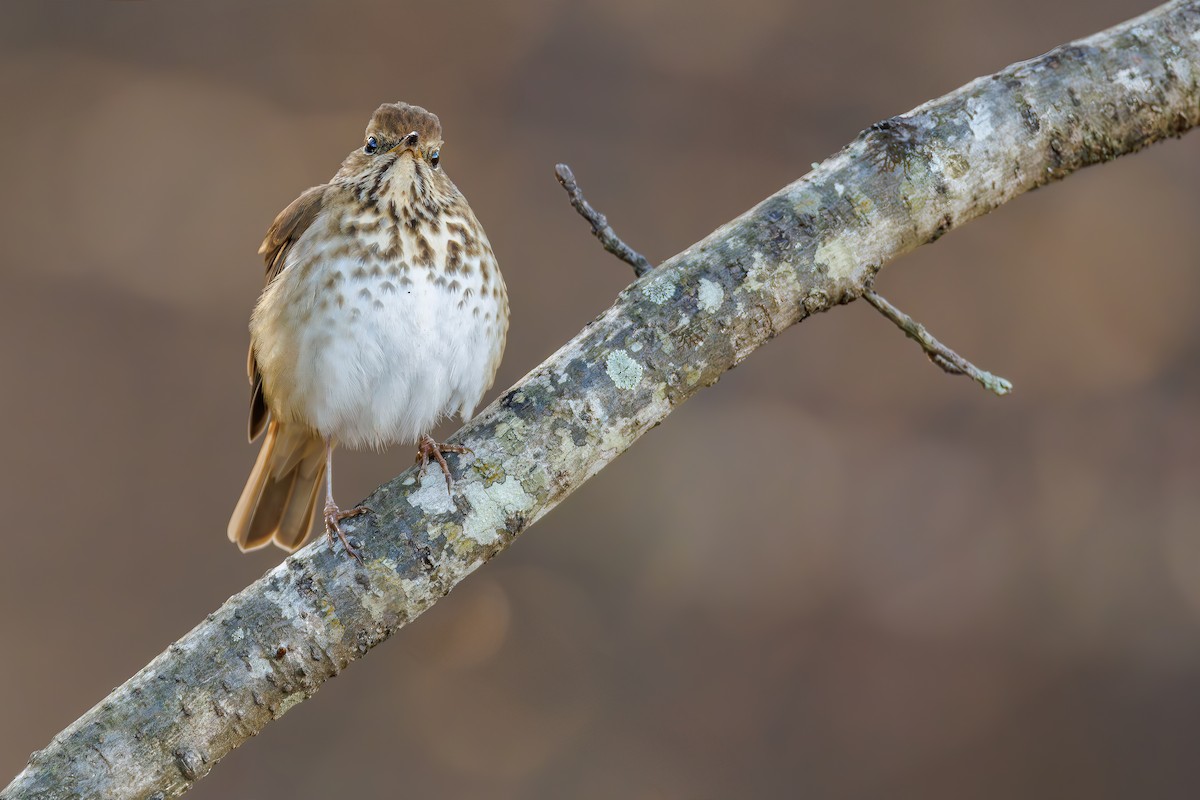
left=605, top=350, right=644, bottom=389
left=642, top=277, right=677, bottom=305
left=697, top=279, right=725, bottom=313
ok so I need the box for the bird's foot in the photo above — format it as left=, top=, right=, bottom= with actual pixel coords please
left=415, top=434, right=473, bottom=492
left=324, top=502, right=371, bottom=563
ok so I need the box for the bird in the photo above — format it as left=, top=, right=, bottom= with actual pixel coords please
left=228, top=101, right=508, bottom=559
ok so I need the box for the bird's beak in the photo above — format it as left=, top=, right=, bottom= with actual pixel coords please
left=387, top=131, right=420, bottom=153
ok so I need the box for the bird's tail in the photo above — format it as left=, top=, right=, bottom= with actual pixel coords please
left=228, top=421, right=326, bottom=551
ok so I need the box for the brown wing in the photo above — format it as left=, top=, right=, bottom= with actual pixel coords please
left=247, top=184, right=327, bottom=441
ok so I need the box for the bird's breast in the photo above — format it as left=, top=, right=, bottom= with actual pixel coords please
left=251, top=209, right=507, bottom=449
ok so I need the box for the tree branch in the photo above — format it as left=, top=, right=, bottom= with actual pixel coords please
left=556, top=166, right=1015, bottom=397
left=6, top=1, right=1199, bottom=797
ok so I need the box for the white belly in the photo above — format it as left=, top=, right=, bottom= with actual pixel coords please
left=251, top=247, right=506, bottom=450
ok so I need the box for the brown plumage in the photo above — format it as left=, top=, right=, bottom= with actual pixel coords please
left=228, top=102, right=508, bottom=557
left=228, top=421, right=325, bottom=550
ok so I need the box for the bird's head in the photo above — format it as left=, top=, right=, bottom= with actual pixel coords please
left=336, top=102, right=447, bottom=195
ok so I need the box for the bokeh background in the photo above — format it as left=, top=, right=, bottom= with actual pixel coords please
left=2, top=1, right=1199, bottom=797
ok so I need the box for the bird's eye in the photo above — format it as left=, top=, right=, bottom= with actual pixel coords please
left=364, top=136, right=379, bottom=155
left=430, top=149, right=440, bottom=168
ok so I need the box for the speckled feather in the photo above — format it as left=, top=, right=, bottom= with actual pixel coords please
left=229, top=102, right=508, bottom=551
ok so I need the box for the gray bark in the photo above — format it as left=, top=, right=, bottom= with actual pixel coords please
left=6, top=1, right=1200, bottom=797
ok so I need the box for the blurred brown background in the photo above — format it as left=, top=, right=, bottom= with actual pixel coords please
left=2, top=1, right=1199, bottom=797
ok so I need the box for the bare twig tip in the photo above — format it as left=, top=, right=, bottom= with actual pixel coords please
left=864, top=290, right=1013, bottom=397
left=554, top=161, right=655, bottom=278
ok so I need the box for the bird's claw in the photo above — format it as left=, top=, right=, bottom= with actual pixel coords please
left=415, top=435, right=473, bottom=491
left=324, top=502, right=371, bottom=563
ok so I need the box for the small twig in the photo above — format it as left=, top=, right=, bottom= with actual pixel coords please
left=554, top=163, right=654, bottom=277
left=863, top=289, right=1013, bottom=396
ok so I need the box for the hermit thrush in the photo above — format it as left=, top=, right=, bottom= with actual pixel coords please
left=228, top=102, right=508, bottom=558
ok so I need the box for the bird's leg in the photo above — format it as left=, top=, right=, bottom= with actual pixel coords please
left=322, top=437, right=369, bottom=562
left=415, top=434, right=473, bottom=492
